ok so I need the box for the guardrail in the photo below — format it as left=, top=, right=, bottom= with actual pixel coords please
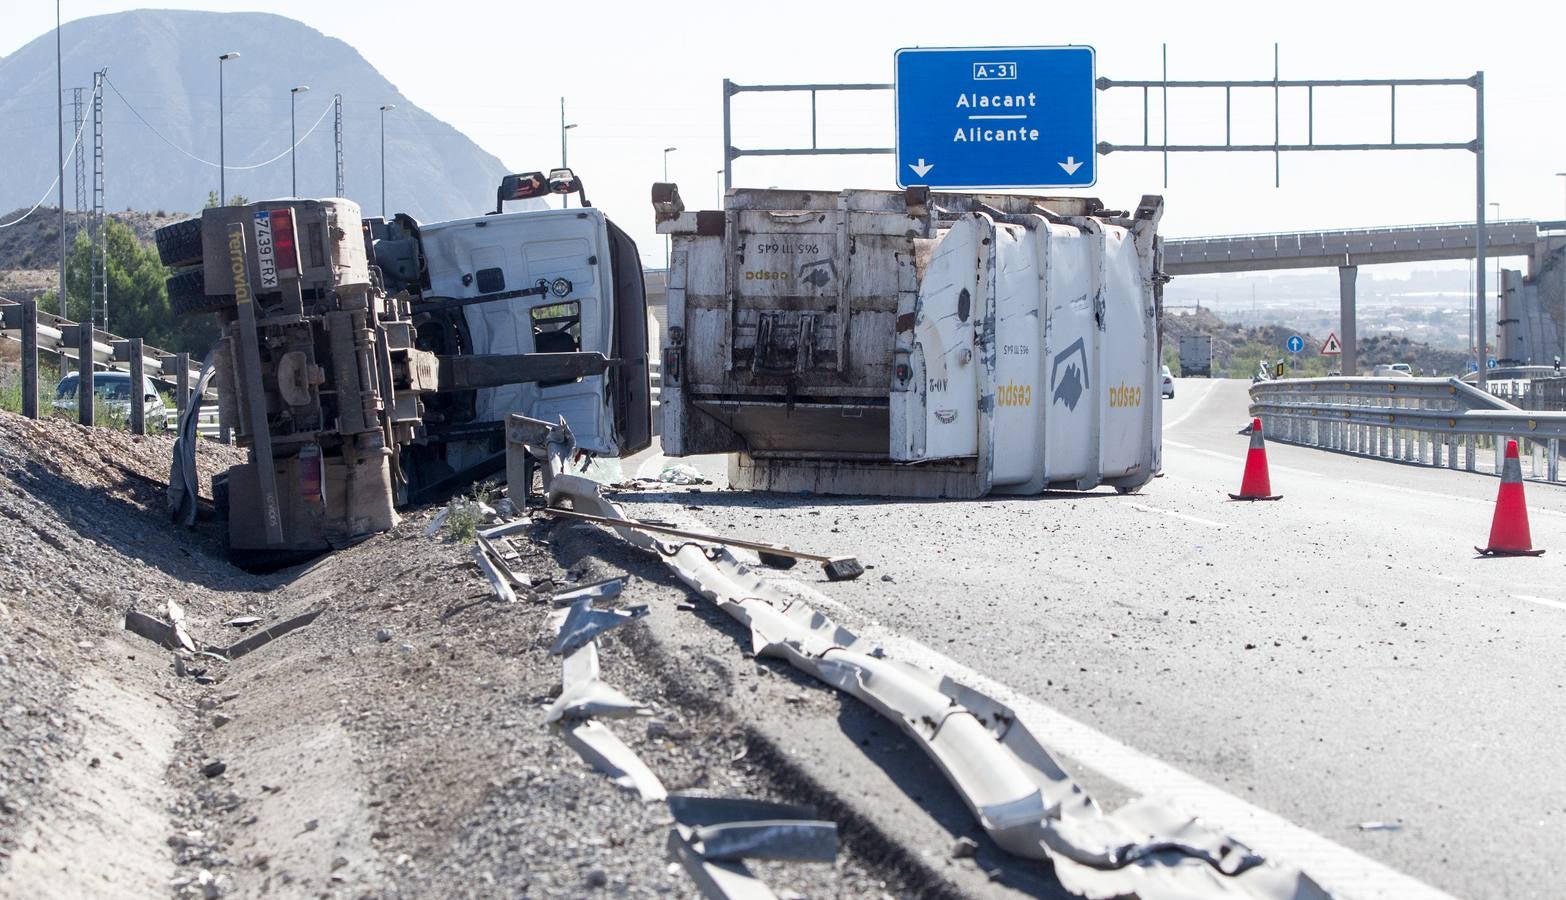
left=1249, top=376, right=1566, bottom=482
left=1, top=296, right=221, bottom=438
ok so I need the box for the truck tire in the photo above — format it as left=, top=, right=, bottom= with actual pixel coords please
left=154, top=218, right=204, bottom=268
left=166, top=269, right=235, bottom=316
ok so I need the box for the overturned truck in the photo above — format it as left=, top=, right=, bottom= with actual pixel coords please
left=652, top=185, right=1166, bottom=497
left=163, top=171, right=651, bottom=564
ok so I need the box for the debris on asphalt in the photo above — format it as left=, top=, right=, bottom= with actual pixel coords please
left=219, top=608, right=324, bottom=660
left=658, top=463, right=707, bottom=485
left=665, top=793, right=839, bottom=898
left=548, top=596, right=647, bottom=657
left=951, top=835, right=980, bottom=858
left=222, top=615, right=262, bottom=629
left=1357, top=821, right=1404, bottom=832
left=199, top=760, right=226, bottom=778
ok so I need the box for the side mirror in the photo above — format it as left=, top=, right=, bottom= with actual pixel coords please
left=495, top=172, right=550, bottom=212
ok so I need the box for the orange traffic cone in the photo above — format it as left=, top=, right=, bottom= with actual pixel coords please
left=1476, top=439, right=1544, bottom=556
left=1229, top=418, right=1282, bottom=501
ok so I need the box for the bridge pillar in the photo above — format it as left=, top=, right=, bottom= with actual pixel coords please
left=1338, top=265, right=1358, bottom=376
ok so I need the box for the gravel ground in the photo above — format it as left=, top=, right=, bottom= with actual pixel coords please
left=0, top=409, right=926, bottom=898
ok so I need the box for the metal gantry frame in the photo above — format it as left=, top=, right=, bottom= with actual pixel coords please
left=72, top=87, right=86, bottom=230
left=720, top=79, right=892, bottom=190
left=334, top=93, right=345, bottom=198
left=1095, top=48, right=1489, bottom=383
left=720, top=54, right=1492, bottom=384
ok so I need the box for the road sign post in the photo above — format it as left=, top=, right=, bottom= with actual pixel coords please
left=895, top=46, right=1096, bottom=189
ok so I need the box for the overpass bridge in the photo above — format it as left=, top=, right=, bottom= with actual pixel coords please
left=1164, top=220, right=1566, bottom=375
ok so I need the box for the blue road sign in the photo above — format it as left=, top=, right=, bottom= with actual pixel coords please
left=1468, top=360, right=1481, bottom=373
left=1286, top=335, right=1305, bottom=353
left=895, top=46, right=1096, bottom=190
left=1488, top=358, right=1498, bottom=369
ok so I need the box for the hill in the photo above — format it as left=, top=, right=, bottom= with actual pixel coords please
left=0, top=10, right=508, bottom=225
left=1164, top=308, right=1472, bottom=377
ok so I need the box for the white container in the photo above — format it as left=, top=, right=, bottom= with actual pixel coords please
left=654, top=187, right=1165, bottom=497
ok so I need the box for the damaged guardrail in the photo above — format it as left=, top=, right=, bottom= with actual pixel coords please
left=506, top=412, right=1328, bottom=900
left=1250, top=376, right=1566, bottom=481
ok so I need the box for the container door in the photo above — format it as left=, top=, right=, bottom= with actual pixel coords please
left=1041, top=222, right=1098, bottom=484
left=989, top=221, right=1044, bottom=488
left=890, top=214, right=988, bottom=462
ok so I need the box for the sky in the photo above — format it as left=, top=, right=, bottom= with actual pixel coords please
left=6, top=0, right=1566, bottom=273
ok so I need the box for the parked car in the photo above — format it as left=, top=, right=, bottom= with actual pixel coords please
left=53, top=371, right=170, bottom=429
left=1160, top=365, right=1175, bottom=398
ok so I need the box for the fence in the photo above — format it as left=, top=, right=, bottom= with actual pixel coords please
left=0, top=297, right=220, bottom=438
left=1249, top=376, right=1566, bottom=482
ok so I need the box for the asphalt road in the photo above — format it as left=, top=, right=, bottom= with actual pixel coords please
left=621, top=378, right=1566, bottom=900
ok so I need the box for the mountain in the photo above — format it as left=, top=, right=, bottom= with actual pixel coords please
left=0, top=10, right=508, bottom=224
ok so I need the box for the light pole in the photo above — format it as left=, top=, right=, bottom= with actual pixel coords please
left=559, top=97, right=576, bottom=209
left=289, top=85, right=310, bottom=196
left=56, top=0, right=66, bottom=319
left=379, top=104, right=394, bottom=217
left=662, top=147, right=677, bottom=268
left=1490, top=201, right=1502, bottom=362
left=218, top=52, right=240, bottom=205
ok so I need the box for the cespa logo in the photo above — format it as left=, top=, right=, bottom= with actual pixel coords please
left=1108, top=383, right=1142, bottom=408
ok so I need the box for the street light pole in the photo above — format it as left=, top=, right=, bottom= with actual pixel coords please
left=662, top=147, right=677, bottom=269
left=1490, top=201, right=1502, bottom=364
left=379, top=104, right=394, bottom=217
left=559, top=97, right=577, bottom=209
left=218, top=52, right=239, bottom=205
left=289, top=85, right=310, bottom=196
left=56, top=0, right=66, bottom=319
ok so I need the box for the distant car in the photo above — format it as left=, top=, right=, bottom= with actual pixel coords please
left=1160, top=365, right=1175, bottom=398
left=53, top=371, right=170, bottom=429
left=1371, top=363, right=1414, bottom=378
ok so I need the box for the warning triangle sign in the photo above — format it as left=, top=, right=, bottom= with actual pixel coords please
left=1320, top=332, right=1342, bottom=355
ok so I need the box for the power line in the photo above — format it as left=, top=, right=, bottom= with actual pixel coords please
left=0, top=80, right=95, bottom=229
left=103, top=75, right=334, bottom=171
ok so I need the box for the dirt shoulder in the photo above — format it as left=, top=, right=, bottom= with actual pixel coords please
left=0, top=411, right=929, bottom=898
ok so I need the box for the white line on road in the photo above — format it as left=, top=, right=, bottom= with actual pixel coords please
left=1126, top=502, right=1226, bottom=528
left=1163, top=440, right=1566, bottom=519
left=1162, top=379, right=1221, bottom=431
left=862, top=630, right=1457, bottom=900
left=1513, top=594, right=1566, bottom=612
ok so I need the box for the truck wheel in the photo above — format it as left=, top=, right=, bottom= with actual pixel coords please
left=154, top=218, right=204, bottom=268
left=166, top=269, right=235, bottom=316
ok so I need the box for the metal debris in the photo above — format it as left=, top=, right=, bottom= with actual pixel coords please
left=123, top=609, right=181, bottom=649
left=558, top=719, right=667, bottom=802
left=166, top=600, right=196, bottom=653
left=549, top=577, right=625, bottom=608
left=220, top=608, right=324, bottom=660
left=471, top=542, right=516, bottom=603
left=549, top=597, right=647, bottom=657
left=1357, top=821, right=1403, bottom=832
left=532, top=423, right=1327, bottom=900
left=542, top=644, right=651, bottom=723
left=664, top=794, right=838, bottom=899
left=423, top=505, right=451, bottom=537
left=223, top=616, right=262, bottom=629
left=539, top=507, right=864, bottom=582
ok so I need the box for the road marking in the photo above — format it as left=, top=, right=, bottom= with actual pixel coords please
left=1163, top=440, right=1566, bottom=519
left=1513, top=594, right=1566, bottom=612
left=861, top=630, right=1458, bottom=900
left=1162, top=379, right=1220, bottom=431
left=1126, top=502, right=1225, bottom=528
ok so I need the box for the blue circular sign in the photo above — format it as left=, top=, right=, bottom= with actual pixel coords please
left=1286, top=335, right=1304, bottom=353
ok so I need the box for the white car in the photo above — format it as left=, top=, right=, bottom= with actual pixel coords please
left=53, top=371, right=170, bottom=429
left=1371, top=363, right=1414, bottom=378
left=1160, top=365, right=1175, bottom=398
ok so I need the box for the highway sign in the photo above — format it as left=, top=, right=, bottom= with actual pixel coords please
left=1286, top=335, right=1305, bottom=353
left=1320, top=332, right=1342, bottom=355
left=1489, top=357, right=1498, bottom=369
left=894, top=46, right=1096, bottom=190
left=1468, top=360, right=1480, bottom=373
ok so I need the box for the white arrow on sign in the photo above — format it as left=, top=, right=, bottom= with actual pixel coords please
left=908, top=158, right=935, bottom=177
left=1058, top=157, right=1083, bottom=175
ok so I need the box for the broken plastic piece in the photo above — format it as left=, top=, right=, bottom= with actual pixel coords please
left=548, top=577, right=625, bottom=608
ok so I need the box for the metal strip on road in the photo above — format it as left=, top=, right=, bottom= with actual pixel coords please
left=861, top=629, right=1460, bottom=900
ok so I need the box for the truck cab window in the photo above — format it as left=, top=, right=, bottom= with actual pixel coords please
left=531, top=300, right=582, bottom=386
